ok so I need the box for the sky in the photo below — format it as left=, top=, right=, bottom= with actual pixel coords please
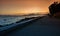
left=0, top=0, right=60, bottom=15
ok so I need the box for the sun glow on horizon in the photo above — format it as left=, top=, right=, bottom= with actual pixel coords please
left=0, top=0, right=54, bottom=15
left=0, top=7, right=48, bottom=15
left=20, top=7, right=41, bottom=13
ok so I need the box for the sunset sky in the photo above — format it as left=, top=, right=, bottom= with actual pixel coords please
left=0, top=0, right=60, bottom=15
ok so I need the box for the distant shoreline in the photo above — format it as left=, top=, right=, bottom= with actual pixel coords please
left=0, top=14, right=48, bottom=17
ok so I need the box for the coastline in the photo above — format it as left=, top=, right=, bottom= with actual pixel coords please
left=0, top=16, right=43, bottom=36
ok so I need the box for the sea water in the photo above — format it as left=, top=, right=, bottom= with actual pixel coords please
left=0, top=15, right=45, bottom=26
left=0, top=16, right=25, bottom=26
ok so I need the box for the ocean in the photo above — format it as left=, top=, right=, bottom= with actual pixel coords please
left=0, top=16, right=25, bottom=26
left=0, top=15, right=45, bottom=26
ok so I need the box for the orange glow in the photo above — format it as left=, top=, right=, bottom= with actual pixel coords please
left=0, top=0, right=60, bottom=15
left=20, top=7, right=41, bottom=12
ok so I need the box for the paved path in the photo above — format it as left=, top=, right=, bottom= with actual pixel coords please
left=6, top=17, right=60, bottom=36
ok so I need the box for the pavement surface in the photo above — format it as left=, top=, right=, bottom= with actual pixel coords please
left=5, top=16, right=60, bottom=36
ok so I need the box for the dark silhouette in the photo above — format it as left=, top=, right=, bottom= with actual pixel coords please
left=49, top=2, right=60, bottom=17
left=55, top=3, right=60, bottom=13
